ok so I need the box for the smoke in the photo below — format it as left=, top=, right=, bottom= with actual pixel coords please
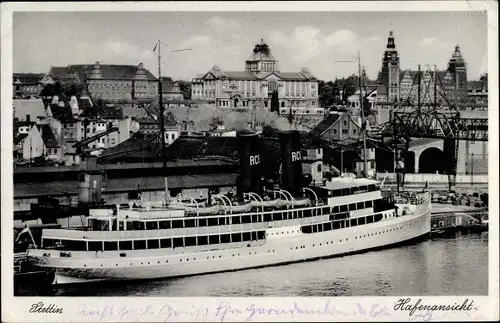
left=165, top=104, right=292, bottom=133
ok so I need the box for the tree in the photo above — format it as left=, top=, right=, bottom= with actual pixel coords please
left=318, top=80, right=337, bottom=108
left=176, top=80, right=192, bottom=100
left=331, top=81, right=341, bottom=103
left=270, top=90, right=279, bottom=113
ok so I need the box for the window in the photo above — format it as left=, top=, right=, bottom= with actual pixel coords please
left=134, top=240, right=146, bottom=250
left=104, top=241, right=118, bottom=251
left=148, top=239, right=159, bottom=249
left=209, top=235, right=220, bottom=244
left=231, top=233, right=242, bottom=242
left=88, top=241, right=102, bottom=251
left=185, top=237, right=196, bottom=247
left=317, top=164, right=322, bottom=172
left=160, top=238, right=171, bottom=248
left=173, top=238, right=184, bottom=248
left=120, top=240, right=133, bottom=250
left=197, top=236, right=208, bottom=246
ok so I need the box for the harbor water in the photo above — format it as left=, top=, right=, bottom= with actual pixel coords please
left=56, top=232, right=488, bottom=296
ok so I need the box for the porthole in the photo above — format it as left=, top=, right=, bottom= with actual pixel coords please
left=313, top=244, right=315, bottom=247
left=194, top=258, right=196, bottom=261
left=207, top=257, right=209, bottom=259
left=130, top=263, right=133, bottom=265
left=219, top=255, right=222, bottom=258
left=148, top=262, right=150, bottom=264
left=158, top=261, right=160, bottom=264
left=232, top=254, right=235, bottom=257
left=101, top=264, right=103, bottom=267
left=180, top=259, right=182, bottom=262
left=84, top=264, right=87, bottom=267
left=320, top=243, right=322, bottom=246
left=166, top=260, right=168, bottom=263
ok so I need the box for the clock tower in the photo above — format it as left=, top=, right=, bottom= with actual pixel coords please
left=380, top=31, right=400, bottom=102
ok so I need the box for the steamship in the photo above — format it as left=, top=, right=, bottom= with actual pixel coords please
left=26, top=130, right=431, bottom=285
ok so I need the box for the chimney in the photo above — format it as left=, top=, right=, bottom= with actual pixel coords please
left=280, top=130, right=304, bottom=197
left=236, top=130, right=262, bottom=196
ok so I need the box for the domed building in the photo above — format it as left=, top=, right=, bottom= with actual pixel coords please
left=191, top=39, right=321, bottom=114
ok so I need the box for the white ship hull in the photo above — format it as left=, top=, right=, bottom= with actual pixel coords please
left=28, top=207, right=430, bottom=285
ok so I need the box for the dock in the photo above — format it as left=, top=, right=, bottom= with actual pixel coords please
left=430, top=204, right=488, bottom=235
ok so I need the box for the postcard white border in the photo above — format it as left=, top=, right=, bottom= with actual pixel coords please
left=1, top=1, right=498, bottom=322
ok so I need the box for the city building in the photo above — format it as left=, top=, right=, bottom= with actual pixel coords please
left=41, top=62, right=158, bottom=102
left=161, top=78, right=185, bottom=106
left=21, top=124, right=60, bottom=162
left=375, top=31, right=469, bottom=107
left=346, top=89, right=377, bottom=110
left=13, top=73, right=45, bottom=99
left=191, top=39, right=320, bottom=113
left=310, top=111, right=362, bottom=142
left=376, top=31, right=400, bottom=103
left=136, top=117, right=180, bottom=145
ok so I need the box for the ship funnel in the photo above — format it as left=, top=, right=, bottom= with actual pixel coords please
left=236, top=130, right=262, bottom=196
left=280, top=130, right=304, bottom=197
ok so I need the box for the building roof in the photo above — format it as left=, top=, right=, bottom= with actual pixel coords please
left=246, top=40, right=276, bottom=62
left=49, top=103, right=74, bottom=121
left=48, top=64, right=157, bottom=82
left=310, top=113, right=340, bottom=137
left=36, top=124, right=59, bottom=148
left=223, top=71, right=260, bottom=80
left=80, top=105, right=124, bottom=120
left=13, top=73, right=45, bottom=85
left=78, top=97, right=93, bottom=110
left=13, top=99, right=47, bottom=121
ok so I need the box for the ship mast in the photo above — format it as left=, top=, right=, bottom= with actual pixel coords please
left=357, top=51, right=368, bottom=178
left=157, top=40, right=169, bottom=201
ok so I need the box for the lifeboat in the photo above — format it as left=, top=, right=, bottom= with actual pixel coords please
left=250, top=197, right=280, bottom=208
left=184, top=204, right=220, bottom=215
left=278, top=197, right=311, bottom=208
left=222, top=200, right=253, bottom=214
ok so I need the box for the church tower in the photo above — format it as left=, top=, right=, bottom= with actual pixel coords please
left=380, top=31, right=400, bottom=102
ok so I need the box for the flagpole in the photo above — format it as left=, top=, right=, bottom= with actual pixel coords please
left=155, top=40, right=169, bottom=203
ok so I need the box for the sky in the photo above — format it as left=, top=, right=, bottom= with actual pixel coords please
left=13, top=11, right=488, bottom=81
